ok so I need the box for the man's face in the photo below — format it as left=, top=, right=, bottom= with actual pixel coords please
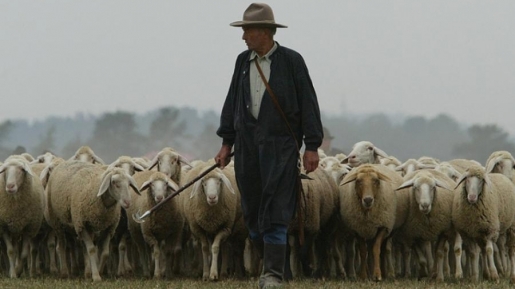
left=242, top=26, right=267, bottom=51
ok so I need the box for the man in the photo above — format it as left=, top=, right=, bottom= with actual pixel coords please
left=215, top=3, right=323, bottom=288
left=320, top=126, right=345, bottom=156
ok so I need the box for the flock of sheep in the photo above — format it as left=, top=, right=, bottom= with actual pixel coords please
left=1, top=141, right=515, bottom=285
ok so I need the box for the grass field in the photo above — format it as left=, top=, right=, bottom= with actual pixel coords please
left=0, top=277, right=514, bottom=289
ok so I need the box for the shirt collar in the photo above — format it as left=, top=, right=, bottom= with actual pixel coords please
left=250, top=41, right=278, bottom=62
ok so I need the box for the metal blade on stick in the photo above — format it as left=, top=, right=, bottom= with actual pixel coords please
left=133, top=152, right=234, bottom=223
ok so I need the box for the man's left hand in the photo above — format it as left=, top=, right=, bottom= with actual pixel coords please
left=303, top=150, right=319, bottom=174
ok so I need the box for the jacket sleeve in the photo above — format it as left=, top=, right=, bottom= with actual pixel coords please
left=293, top=54, right=323, bottom=151
left=216, top=55, right=243, bottom=147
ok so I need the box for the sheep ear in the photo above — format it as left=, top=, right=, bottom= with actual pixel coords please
left=340, top=157, right=349, bottom=164
left=179, top=155, right=192, bottom=168
left=128, top=174, right=140, bottom=195
left=92, top=154, right=105, bottom=165
left=219, top=173, right=235, bottom=194
left=377, top=172, right=392, bottom=183
left=485, top=157, right=500, bottom=173
left=394, top=165, right=404, bottom=172
left=97, top=171, right=113, bottom=197
left=0, top=163, right=6, bottom=174
left=373, top=147, right=389, bottom=159
left=22, top=162, right=35, bottom=177
left=132, top=161, right=145, bottom=172
left=166, top=179, right=179, bottom=191
left=340, top=175, right=357, bottom=186
left=148, top=154, right=159, bottom=170
left=483, top=174, right=493, bottom=190
left=107, top=161, right=119, bottom=171
left=190, top=180, right=202, bottom=199
left=435, top=180, right=452, bottom=191
left=40, top=165, right=52, bottom=188
left=454, top=173, right=468, bottom=190
left=396, top=179, right=414, bottom=191
left=139, top=180, right=152, bottom=192
left=420, top=164, right=436, bottom=169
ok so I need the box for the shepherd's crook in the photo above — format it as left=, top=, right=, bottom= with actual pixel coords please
left=132, top=152, right=234, bottom=223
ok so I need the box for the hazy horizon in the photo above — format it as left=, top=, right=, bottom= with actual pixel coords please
left=2, top=1, right=514, bottom=134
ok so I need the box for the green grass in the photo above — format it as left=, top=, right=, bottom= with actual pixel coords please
left=0, top=277, right=514, bottom=289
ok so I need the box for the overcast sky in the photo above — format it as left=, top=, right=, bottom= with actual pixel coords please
left=1, top=1, right=515, bottom=135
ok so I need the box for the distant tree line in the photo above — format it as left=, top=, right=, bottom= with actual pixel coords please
left=1, top=106, right=514, bottom=165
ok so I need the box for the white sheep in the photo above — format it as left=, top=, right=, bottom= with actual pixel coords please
left=394, top=169, right=457, bottom=281
left=342, top=141, right=389, bottom=168
left=68, top=145, right=105, bottom=165
left=394, top=158, right=435, bottom=176
left=126, top=170, right=182, bottom=278
left=319, top=156, right=351, bottom=185
left=339, top=164, right=406, bottom=281
left=418, top=156, right=440, bottom=166
left=0, top=156, right=44, bottom=278
left=45, top=160, right=139, bottom=281
left=485, top=150, right=515, bottom=183
left=148, top=147, right=191, bottom=183
left=435, top=161, right=462, bottom=182
left=288, top=168, right=341, bottom=279
left=180, top=162, right=237, bottom=281
left=31, top=152, right=58, bottom=165
left=451, top=165, right=515, bottom=282
left=380, top=156, right=402, bottom=170
left=448, top=159, right=482, bottom=175
left=108, top=155, right=147, bottom=277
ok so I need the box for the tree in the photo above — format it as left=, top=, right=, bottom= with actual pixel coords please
left=0, top=120, right=13, bottom=160
left=88, top=111, right=145, bottom=162
left=452, top=124, right=515, bottom=164
left=192, top=124, right=220, bottom=161
left=32, top=125, right=56, bottom=155
left=147, top=107, right=187, bottom=151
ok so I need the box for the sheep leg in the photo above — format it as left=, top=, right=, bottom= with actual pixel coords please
left=372, top=228, right=387, bottom=281
left=346, top=238, right=357, bottom=280
left=443, top=241, right=451, bottom=278
left=56, top=235, right=69, bottom=278
left=331, top=237, right=346, bottom=278
left=415, top=244, right=428, bottom=278
left=15, top=235, right=30, bottom=277
left=454, top=233, right=463, bottom=279
left=423, top=241, right=434, bottom=276
left=434, top=237, right=446, bottom=282
left=152, top=243, right=162, bottom=278
left=358, top=239, right=369, bottom=280
left=117, top=235, right=130, bottom=276
left=47, top=230, right=58, bottom=275
left=469, top=242, right=480, bottom=282
left=198, top=234, right=211, bottom=281
left=496, top=235, right=507, bottom=276
left=29, top=238, right=38, bottom=277
left=402, top=244, right=412, bottom=278
left=98, top=235, right=111, bottom=275
left=486, top=239, right=500, bottom=281
left=384, top=238, right=395, bottom=279
left=3, top=233, right=18, bottom=278
left=81, top=230, right=101, bottom=281
left=210, top=228, right=231, bottom=281
left=509, top=245, right=515, bottom=283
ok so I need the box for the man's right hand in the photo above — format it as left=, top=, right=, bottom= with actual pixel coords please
left=215, top=144, right=233, bottom=169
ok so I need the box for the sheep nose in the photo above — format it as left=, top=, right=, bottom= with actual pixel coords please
left=156, top=195, right=163, bottom=202
left=363, top=197, right=373, bottom=205
left=209, top=195, right=216, bottom=200
left=123, top=200, right=131, bottom=208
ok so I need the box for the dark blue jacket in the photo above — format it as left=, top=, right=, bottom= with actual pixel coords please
left=217, top=43, right=323, bottom=232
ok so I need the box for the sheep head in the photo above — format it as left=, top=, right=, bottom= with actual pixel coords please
left=341, top=165, right=391, bottom=210
left=0, top=158, right=34, bottom=194
left=319, top=156, right=351, bottom=184
left=455, top=166, right=491, bottom=205
left=190, top=169, right=235, bottom=206
left=396, top=171, right=451, bottom=214
left=148, top=148, right=191, bottom=180
left=108, top=156, right=145, bottom=176
left=435, top=162, right=461, bottom=182
left=342, top=141, right=388, bottom=168
left=98, top=168, right=140, bottom=209
left=485, top=151, right=515, bottom=178
left=140, top=172, right=179, bottom=203
left=70, top=146, right=105, bottom=165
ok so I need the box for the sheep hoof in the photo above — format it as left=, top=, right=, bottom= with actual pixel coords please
left=210, top=272, right=219, bottom=281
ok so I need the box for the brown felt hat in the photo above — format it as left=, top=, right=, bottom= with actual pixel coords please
left=230, top=3, right=288, bottom=28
